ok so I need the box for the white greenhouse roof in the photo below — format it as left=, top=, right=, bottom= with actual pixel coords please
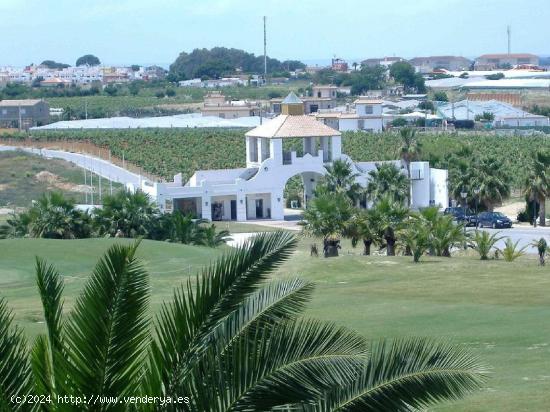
left=437, top=99, right=548, bottom=121
left=31, top=114, right=262, bottom=130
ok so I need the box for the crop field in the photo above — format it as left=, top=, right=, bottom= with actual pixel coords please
left=2, top=236, right=550, bottom=411
left=7, top=129, right=550, bottom=188
left=46, top=84, right=306, bottom=118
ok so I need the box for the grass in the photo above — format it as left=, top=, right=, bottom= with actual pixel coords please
left=0, top=150, right=123, bottom=207
left=1, top=236, right=550, bottom=411
left=212, top=221, right=282, bottom=233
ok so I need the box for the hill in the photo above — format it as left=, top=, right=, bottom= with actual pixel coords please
left=0, top=150, right=122, bottom=208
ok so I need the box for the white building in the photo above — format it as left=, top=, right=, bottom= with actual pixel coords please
left=316, top=98, right=384, bottom=132
left=142, top=94, right=448, bottom=221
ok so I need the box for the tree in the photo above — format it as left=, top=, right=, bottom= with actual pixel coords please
left=318, top=159, right=362, bottom=204
left=401, top=218, right=431, bottom=262
left=75, top=54, right=101, bottom=66
left=474, top=111, right=495, bottom=122
left=165, top=88, right=176, bottom=97
left=370, top=195, right=409, bottom=256
left=103, top=84, right=118, bottom=96
left=473, top=156, right=511, bottom=211
left=469, top=230, right=504, bottom=260
left=40, top=60, right=70, bottom=69
left=131, top=64, right=141, bottom=72
left=128, top=81, right=141, bottom=96
left=366, top=163, right=409, bottom=204
left=524, top=151, right=550, bottom=226
left=425, top=209, right=466, bottom=257
left=13, top=192, right=91, bottom=239
left=0, top=233, right=487, bottom=410
left=398, top=127, right=422, bottom=204
left=347, top=209, right=378, bottom=255
left=390, top=61, right=425, bottom=92
left=301, top=192, right=353, bottom=257
left=93, top=190, right=157, bottom=238
left=433, top=91, right=448, bottom=102
left=532, top=237, right=548, bottom=265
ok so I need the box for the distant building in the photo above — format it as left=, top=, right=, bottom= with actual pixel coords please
left=40, top=77, right=71, bottom=88
left=0, top=99, right=50, bottom=129
left=475, top=53, right=539, bottom=70
left=361, top=57, right=404, bottom=68
left=409, top=56, right=471, bottom=73
left=315, top=98, right=384, bottom=132
left=201, top=91, right=260, bottom=119
left=270, top=90, right=336, bottom=115
left=331, top=58, right=349, bottom=72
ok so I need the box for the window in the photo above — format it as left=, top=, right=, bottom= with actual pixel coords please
left=364, top=105, right=373, bottom=114
left=358, top=119, right=365, bottom=129
left=20, top=108, right=26, bottom=114
left=1, top=109, right=6, bottom=115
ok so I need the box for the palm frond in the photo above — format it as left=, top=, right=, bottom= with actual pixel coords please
left=146, top=231, right=297, bottom=397
left=191, top=318, right=367, bottom=411
left=0, top=298, right=32, bottom=410
left=64, top=240, right=151, bottom=398
left=35, top=258, right=64, bottom=352
left=311, top=338, right=488, bottom=412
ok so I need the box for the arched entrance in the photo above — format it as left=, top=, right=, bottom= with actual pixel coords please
left=283, top=171, right=324, bottom=220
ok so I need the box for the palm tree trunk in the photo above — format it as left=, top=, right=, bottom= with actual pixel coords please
left=363, top=239, right=372, bottom=255
left=386, top=238, right=396, bottom=256
left=539, top=197, right=546, bottom=227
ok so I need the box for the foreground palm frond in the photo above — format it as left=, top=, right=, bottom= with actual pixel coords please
left=64, top=240, right=151, bottom=399
left=146, top=231, right=297, bottom=397
left=191, top=319, right=368, bottom=411
left=0, top=299, right=32, bottom=410
left=309, top=338, right=488, bottom=412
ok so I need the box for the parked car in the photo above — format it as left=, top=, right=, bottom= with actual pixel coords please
left=477, top=212, right=512, bottom=229
left=443, top=207, right=479, bottom=227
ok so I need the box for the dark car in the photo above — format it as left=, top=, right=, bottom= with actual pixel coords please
left=477, top=212, right=512, bottom=229
left=443, top=207, right=479, bottom=227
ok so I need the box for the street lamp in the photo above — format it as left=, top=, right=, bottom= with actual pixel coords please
left=473, top=188, right=480, bottom=216
left=461, top=190, right=468, bottom=249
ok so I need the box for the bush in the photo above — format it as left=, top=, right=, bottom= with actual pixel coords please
left=453, top=120, right=475, bottom=129
left=165, top=88, right=176, bottom=97
left=485, top=72, right=505, bottom=80
left=155, top=91, right=166, bottom=99
left=391, top=118, right=408, bottom=127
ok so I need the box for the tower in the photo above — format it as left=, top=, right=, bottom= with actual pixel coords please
left=507, top=25, right=511, bottom=55
left=281, top=92, right=304, bottom=115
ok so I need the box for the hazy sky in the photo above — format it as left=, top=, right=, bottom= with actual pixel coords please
left=1, top=0, right=549, bottom=67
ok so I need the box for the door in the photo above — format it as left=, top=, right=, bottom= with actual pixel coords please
left=255, top=199, right=263, bottom=219
left=230, top=200, right=237, bottom=220
left=211, top=202, right=224, bottom=221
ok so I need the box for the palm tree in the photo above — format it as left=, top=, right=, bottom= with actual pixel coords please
left=417, top=207, right=466, bottom=257
left=370, top=195, right=409, bottom=256
left=501, top=238, right=527, bottom=262
left=469, top=230, right=504, bottom=260
left=94, top=189, right=157, bottom=237
left=524, top=151, right=550, bottom=227
left=347, top=209, right=378, bottom=255
left=0, top=233, right=487, bottom=410
left=401, top=218, right=431, bottom=262
left=472, top=156, right=511, bottom=211
left=397, top=127, right=422, bottom=204
left=22, top=192, right=91, bottom=239
left=531, top=237, right=548, bottom=266
left=201, top=223, right=231, bottom=247
left=366, top=163, right=409, bottom=204
left=301, top=192, right=352, bottom=257
left=320, top=158, right=363, bottom=204
left=352, top=62, right=358, bottom=71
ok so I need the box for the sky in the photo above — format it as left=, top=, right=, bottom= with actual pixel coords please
left=1, top=0, right=549, bottom=67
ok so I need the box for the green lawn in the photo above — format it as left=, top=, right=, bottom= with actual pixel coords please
left=1, top=236, right=549, bottom=411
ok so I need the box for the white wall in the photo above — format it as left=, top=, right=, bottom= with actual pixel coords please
left=430, top=168, right=449, bottom=209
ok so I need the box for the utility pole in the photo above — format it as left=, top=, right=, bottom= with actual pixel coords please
left=85, top=97, right=88, bottom=120
left=98, top=151, right=102, bottom=204
left=507, top=25, right=511, bottom=55
left=18, top=104, right=22, bottom=131
left=84, top=168, right=88, bottom=204
left=263, top=16, right=267, bottom=84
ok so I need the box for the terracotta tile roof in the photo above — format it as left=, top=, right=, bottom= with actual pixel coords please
left=245, top=114, right=340, bottom=138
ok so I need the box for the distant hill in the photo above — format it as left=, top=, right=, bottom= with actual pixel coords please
left=168, top=47, right=305, bottom=80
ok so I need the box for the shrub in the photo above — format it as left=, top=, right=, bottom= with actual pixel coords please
left=453, top=120, right=475, bottom=129
left=485, top=72, right=505, bottom=80
left=469, top=230, right=504, bottom=260
left=501, top=238, right=526, bottom=262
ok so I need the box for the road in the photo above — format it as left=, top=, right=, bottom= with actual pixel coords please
left=471, top=225, right=550, bottom=254
left=0, top=145, right=146, bottom=187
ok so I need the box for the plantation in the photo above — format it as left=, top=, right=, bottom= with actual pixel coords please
left=6, top=129, right=550, bottom=189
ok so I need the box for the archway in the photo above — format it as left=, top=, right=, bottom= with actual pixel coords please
left=283, top=171, right=324, bottom=220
